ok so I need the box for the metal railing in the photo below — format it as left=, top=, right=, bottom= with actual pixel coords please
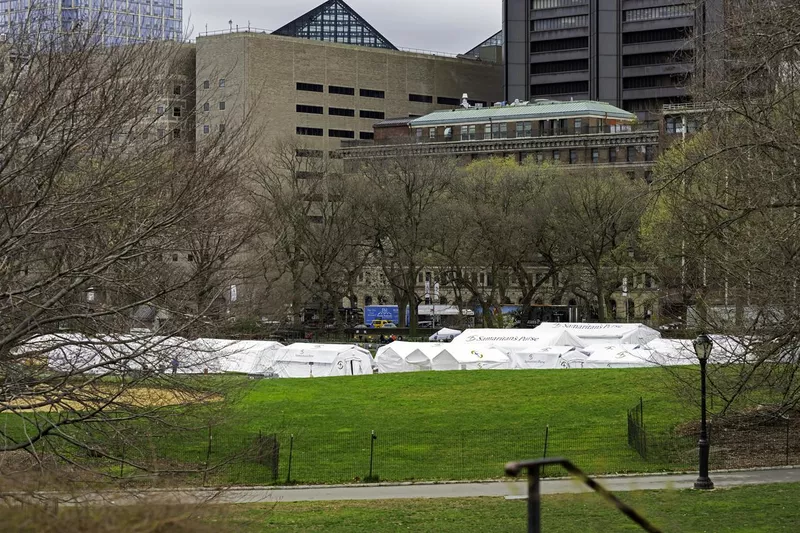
left=505, top=457, right=662, bottom=533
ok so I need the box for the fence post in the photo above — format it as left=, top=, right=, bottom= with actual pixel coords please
left=286, top=434, right=294, bottom=484
left=202, top=425, right=212, bottom=487
left=119, top=440, right=125, bottom=479
left=541, top=426, right=549, bottom=477
left=786, top=416, right=791, bottom=466
left=368, top=430, right=377, bottom=481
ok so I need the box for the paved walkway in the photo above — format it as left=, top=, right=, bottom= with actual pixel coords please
left=65, top=466, right=800, bottom=506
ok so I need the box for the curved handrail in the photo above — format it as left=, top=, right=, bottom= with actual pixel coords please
left=505, top=457, right=662, bottom=533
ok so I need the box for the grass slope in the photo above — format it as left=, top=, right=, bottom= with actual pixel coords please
left=213, top=368, right=690, bottom=484
left=215, top=482, right=800, bottom=532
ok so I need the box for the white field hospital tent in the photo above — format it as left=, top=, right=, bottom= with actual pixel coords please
left=533, top=322, right=660, bottom=346
left=374, top=342, right=444, bottom=373
left=429, top=328, right=461, bottom=342
left=510, top=345, right=587, bottom=369
left=430, top=345, right=512, bottom=371
left=189, top=338, right=283, bottom=374
left=271, top=343, right=375, bottom=378
left=581, top=344, right=657, bottom=368
left=451, top=328, right=586, bottom=348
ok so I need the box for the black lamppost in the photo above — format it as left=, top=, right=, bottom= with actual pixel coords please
left=693, top=333, right=714, bottom=490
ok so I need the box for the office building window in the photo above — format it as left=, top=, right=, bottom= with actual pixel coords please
left=172, top=253, right=178, bottom=262
left=297, top=104, right=324, bottom=114
left=329, top=107, right=355, bottom=117
left=484, top=124, right=492, bottom=140
left=437, top=96, right=461, bottom=106
left=530, top=81, right=589, bottom=96
left=645, top=145, right=655, bottom=161
left=157, top=104, right=164, bottom=114
left=665, top=117, right=677, bottom=134
left=533, top=15, right=588, bottom=32
left=297, top=126, right=324, bottom=136
left=219, top=124, right=226, bottom=133
left=627, top=146, right=637, bottom=162
left=531, top=59, right=589, bottom=75
left=574, top=118, right=582, bottom=131
left=172, top=128, right=181, bottom=139
left=532, top=0, right=586, bottom=9
left=428, top=127, right=436, bottom=139
left=173, top=85, right=181, bottom=95
left=644, top=171, right=654, bottom=183
left=360, top=88, right=385, bottom=99
left=329, top=129, right=355, bottom=138
left=536, top=152, right=544, bottom=163
left=569, top=149, right=578, bottom=164
left=531, top=36, right=588, bottom=53
left=609, top=148, right=617, bottom=162
left=172, top=107, right=181, bottom=117
left=409, top=94, right=433, bottom=103
left=360, top=110, right=385, bottom=119
left=516, top=121, right=532, bottom=137
left=297, top=82, right=324, bottom=92
left=492, top=122, right=508, bottom=139
left=219, top=78, right=225, bottom=87
left=624, top=5, right=693, bottom=22
left=329, top=85, right=355, bottom=95
left=296, top=149, right=324, bottom=158
left=552, top=150, right=560, bottom=161
left=592, top=148, right=599, bottom=163
left=202, top=124, right=209, bottom=134
left=219, top=101, right=225, bottom=111
left=623, top=27, right=692, bottom=45
left=203, top=80, right=210, bottom=89
left=202, top=102, right=210, bottom=112
left=360, top=131, right=374, bottom=140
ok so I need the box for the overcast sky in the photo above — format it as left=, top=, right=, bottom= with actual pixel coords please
left=184, top=0, right=502, bottom=54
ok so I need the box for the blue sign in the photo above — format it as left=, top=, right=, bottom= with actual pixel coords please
left=364, top=305, right=411, bottom=325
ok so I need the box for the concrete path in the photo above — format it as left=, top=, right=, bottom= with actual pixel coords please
left=67, top=466, right=800, bottom=506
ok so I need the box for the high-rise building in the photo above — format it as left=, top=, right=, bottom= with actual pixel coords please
left=503, top=0, right=724, bottom=115
left=0, top=0, right=183, bottom=44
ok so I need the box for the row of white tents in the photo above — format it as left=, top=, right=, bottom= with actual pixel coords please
left=374, top=323, right=711, bottom=372
left=19, top=323, right=741, bottom=379
left=16, top=335, right=375, bottom=379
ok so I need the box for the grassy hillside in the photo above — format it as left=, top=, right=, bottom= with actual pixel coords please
left=216, top=483, right=800, bottom=533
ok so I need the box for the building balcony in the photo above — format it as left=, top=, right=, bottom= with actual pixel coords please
left=530, top=48, right=588, bottom=63
left=622, top=39, right=693, bottom=56
left=623, top=85, right=687, bottom=100
left=337, top=125, right=660, bottom=159
left=530, top=70, right=590, bottom=84
left=622, top=62, right=693, bottom=78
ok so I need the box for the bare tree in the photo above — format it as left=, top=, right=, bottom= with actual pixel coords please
left=648, top=1, right=800, bottom=418
left=251, top=139, right=371, bottom=329
left=0, top=16, right=255, bottom=479
left=353, top=154, right=459, bottom=331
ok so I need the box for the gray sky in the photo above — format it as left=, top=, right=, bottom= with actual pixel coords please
left=184, top=0, right=501, bottom=54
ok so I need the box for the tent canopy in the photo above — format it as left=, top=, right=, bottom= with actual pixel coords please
left=272, top=343, right=375, bottom=378
left=430, top=345, right=512, bottom=371
left=582, top=344, right=657, bottom=368
left=533, top=322, right=660, bottom=346
left=510, top=344, right=585, bottom=369
left=375, top=341, right=444, bottom=373
left=429, top=328, right=461, bottom=341
left=451, top=328, right=585, bottom=348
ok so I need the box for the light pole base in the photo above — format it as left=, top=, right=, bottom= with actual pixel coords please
left=694, top=478, right=715, bottom=490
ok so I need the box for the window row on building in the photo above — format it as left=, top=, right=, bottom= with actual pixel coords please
left=415, top=117, right=640, bottom=143
left=532, top=0, right=587, bottom=10
left=202, top=78, right=226, bottom=89
left=623, top=4, right=693, bottom=23
left=297, top=127, right=373, bottom=140
left=531, top=58, right=589, bottom=75
left=532, top=15, right=588, bottom=32
left=531, top=36, right=588, bottom=54
left=295, top=105, right=386, bottom=119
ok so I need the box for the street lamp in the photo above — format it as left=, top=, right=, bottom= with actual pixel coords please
left=693, top=333, right=714, bottom=490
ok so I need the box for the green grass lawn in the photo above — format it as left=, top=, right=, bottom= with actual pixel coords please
left=212, top=482, right=800, bottom=532
left=196, top=368, right=693, bottom=485
left=2, top=368, right=698, bottom=486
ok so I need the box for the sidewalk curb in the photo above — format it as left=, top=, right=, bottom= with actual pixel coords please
left=131, top=464, right=800, bottom=493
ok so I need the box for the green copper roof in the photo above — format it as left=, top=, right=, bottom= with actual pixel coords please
left=409, top=99, right=636, bottom=127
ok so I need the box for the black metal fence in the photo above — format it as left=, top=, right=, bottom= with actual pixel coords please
left=627, top=398, right=647, bottom=460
